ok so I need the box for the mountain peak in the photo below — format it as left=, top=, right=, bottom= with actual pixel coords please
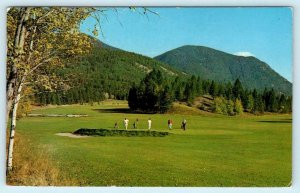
left=154, top=45, right=292, bottom=95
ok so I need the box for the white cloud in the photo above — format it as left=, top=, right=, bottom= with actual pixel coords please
left=234, top=51, right=255, bottom=57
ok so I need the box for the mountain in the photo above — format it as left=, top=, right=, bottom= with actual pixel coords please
left=90, top=37, right=121, bottom=51
left=37, top=38, right=183, bottom=104
left=154, top=45, right=292, bottom=95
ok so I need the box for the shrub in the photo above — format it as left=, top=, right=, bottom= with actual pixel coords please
left=234, top=99, right=244, bottom=115
left=73, top=128, right=170, bottom=137
left=213, top=97, right=224, bottom=114
left=227, top=99, right=235, bottom=116
left=213, top=97, right=242, bottom=116
left=17, top=100, right=32, bottom=119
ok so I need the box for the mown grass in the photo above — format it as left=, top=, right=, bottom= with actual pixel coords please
left=11, top=100, right=292, bottom=186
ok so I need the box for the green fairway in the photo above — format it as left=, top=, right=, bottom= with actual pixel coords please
left=16, top=101, right=292, bottom=186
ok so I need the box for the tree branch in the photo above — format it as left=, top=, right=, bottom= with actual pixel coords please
left=36, top=9, right=55, bottom=24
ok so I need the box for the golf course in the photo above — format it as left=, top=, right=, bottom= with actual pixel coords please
left=13, top=100, right=292, bottom=187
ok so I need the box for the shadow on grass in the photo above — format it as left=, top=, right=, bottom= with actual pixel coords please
left=92, top=108, right=155, bottom=114
left=257, top=119, right=292, bottom=123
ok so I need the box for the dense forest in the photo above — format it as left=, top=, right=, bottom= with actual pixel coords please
left=128, top=70, right=292, bottom=115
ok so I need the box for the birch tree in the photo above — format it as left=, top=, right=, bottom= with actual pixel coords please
left=6, top=7, right=98, bottom=172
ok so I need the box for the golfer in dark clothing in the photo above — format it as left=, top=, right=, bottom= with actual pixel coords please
left=182, top=119, right=187, bottom=130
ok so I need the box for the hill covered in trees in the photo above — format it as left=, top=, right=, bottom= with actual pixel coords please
left=154, top=45, right=292, bottom=95
left=34, top=39, right=183, bottom=105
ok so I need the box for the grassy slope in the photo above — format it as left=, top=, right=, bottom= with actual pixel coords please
left=16, top=101, right=291, bottom=186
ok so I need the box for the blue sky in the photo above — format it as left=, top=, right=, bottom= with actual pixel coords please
left=80, top=7, right=292, bottom=82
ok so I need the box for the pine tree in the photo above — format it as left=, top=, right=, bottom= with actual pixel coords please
left=269, top=89, right=278, bottom=112
left=128, top=86, right=138, bottom=110
left=209, top=80, right=218, bottom=97
left=232, top=78, right=243, bottom=99
left=159, top=85, right=173, bottom=113
left=225, top=83, right=233, bottom=100
left=245, top=94, right=254, bottom=112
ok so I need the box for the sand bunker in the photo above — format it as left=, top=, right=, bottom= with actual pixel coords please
left=55, top=133, right=89, bottom=138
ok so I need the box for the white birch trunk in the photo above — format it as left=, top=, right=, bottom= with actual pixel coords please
left=7, top=83, right=23, bottom=172
left=6, top=7, right=31, bottom=124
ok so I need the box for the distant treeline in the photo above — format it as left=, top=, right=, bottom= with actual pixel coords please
left=127, top=69, right=292, bottom=114
left=34, top=67, right=292, bottom=115
left=171, top=75, right=292, bottom=114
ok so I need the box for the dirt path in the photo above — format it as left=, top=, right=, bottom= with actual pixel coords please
left=55, top=133, right=89, bottom=138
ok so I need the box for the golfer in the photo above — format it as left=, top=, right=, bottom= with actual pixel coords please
left=124, top=118, right=129, bottom=130
left=168, top=119, right=173, bottom=130
left=182, top=119, right=187, bottom=130
left=148, top=118, right=152, bottom=130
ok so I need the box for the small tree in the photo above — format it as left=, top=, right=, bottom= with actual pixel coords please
left=246, top=94, right=254, bottom=112
left=213, top=97, right=229, bottom=115
left=234, top=99, right=244, bottom=115
left=227, top=99, right=235, bottom=116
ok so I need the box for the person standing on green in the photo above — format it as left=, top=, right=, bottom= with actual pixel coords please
left=124, top=118, right=129, bottom=130
left=182, top=119, right=187, bottom=131
left=148, top=118, right=152, bottom=130
left=168, top=119, right=173, bottom=130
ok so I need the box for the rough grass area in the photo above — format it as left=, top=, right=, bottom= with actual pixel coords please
left=6, top=133, right=78, bottom=186
left=73, top=128, right=170, bottom=137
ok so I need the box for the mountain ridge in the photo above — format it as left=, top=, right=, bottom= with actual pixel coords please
left=154, top=45, right=292, bottom=95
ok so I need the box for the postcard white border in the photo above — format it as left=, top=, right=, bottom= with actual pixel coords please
left=0, top=1, right=299, bottom=193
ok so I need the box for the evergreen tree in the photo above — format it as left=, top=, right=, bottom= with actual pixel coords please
left=128, top=86, right=138, bottom=110
left=209, top=80, right=218, bottom=97
left=225, top=83, right=233, bottom=100
left=245, top=94, right=254, bottom=112
left=232, top=78, right=243, bottom=99
left=217, top=84, right=225, bottom=97
left=159, top=85, right=173, bottom=113
left=196, top=76, right=203, bottom=95
left=253, top=92, right=265, bottom=114
left=268, top=89, right=278, bottom=112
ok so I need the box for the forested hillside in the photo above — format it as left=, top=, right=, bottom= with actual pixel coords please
left=34, top=41, right=182, bottom=105
left=155, top=45, right=292, bottom=95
